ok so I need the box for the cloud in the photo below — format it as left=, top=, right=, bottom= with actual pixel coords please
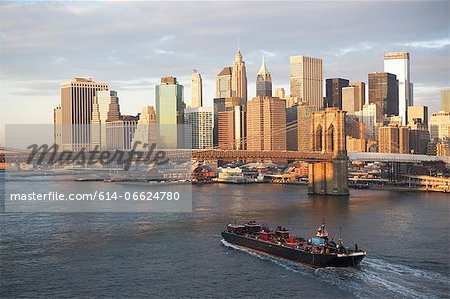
left=335, top=42, right=376, bottom=57
left=397, top=38, right=450, bottom=50
left=0, top=0, right=448, bottom=140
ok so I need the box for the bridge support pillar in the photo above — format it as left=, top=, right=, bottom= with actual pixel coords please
left=308, top=158, right=349, bottom=196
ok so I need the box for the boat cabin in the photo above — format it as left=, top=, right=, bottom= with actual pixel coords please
left=245, top=221, right=262, bottom=233
left=227, top=224, right=246, bottom=234
left=275, top=226, right=290, bottom=238
left=259, top=231, right=272, bottom=241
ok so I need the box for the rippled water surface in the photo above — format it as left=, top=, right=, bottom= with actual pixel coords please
left=1, top=174, right=449, bottom=298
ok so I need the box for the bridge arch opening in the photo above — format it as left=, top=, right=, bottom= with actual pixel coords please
left=314, top=124, right=323, bottom=151
left=327, top=124, right=334, bottom=152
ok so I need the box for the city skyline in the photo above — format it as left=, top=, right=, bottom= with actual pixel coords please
left=0, top=1, right=449, bottom=142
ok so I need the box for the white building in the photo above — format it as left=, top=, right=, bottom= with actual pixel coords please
left=384, top=52, right=413, bottom=125
left=106, top=115, right=139, bottom=150
left=184, top=107, right=213, bottom=149
left=131, top=106, right=157, bottom=150
left=190, top=70, right=203, bottom=108
left=354, top=103, right=378, bottom=140
left=90, top=90, right=121, bottom=150
left=430, top=111, right=450, bottom=141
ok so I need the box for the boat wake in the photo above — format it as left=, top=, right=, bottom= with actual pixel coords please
left=221, top=239, right=311, bottom=275
left=222, top=239, right=449, bottom=298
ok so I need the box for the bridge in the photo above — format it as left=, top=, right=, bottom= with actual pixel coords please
left=2, top=109, right=448, bottom=196
left=191, top=149, right=332, bottom=162
left=348, top=152, right=450, bottom=164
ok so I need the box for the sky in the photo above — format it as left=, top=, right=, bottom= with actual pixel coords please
left=0, top=1, right=449, bottom=142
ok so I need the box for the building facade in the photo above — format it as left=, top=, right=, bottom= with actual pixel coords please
left=60, top=77, right=108, bottom=150
left=106, top=115, right=139, bottom=150
left=342, top=86, right=359, bottom=113
left=407, top=106, right=428, bottom=128
left=218, top=106, right=246, bottom=150
left=247, top=96, right=286, bottom=151
left=274, top=88, right=286, bottom=100
left=216, top=67, right=232, bottom=98
left=441, top=89, right=450, bottom=112
left=155, top=76, right=184, bottom=148
left=325, top=78, right=349, bottom=109
left=286, top=103, right=298, bottom=151
left=377, top=125, right=410, bottom=154
left=353, top=103, right=378, bottom=141
left=384, top=52, right=412, bottom=125
left=368, top=72, right=399, bottom=122
left=290, top=55, right=323, bottom=110
left=350, top=82, right=366, bottom=111
left=190, top=70, right=203, bottom=108
left=184, top=107, right=213, bottom=149
left=430, top=111, right=450, bottom=141
left=90, top=90, right=121, bottom=150
left=131, top=105, right=157, bottom=150
left=213, top=97, right=246, bottom=146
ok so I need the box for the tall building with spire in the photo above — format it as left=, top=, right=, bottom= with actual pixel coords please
left=256, top=56, right=272, bottom=97
left=231, top=49, right=247, bottom=100
left=191, top=70, right=203, bottom=108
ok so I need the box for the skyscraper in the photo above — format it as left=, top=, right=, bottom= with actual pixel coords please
left=441, top=89, right=450, bottom=112
left=213, top=97, right=246, bottom=146
left=290, top=55, right=323, bottom=110
left=407, top=106, right=428, bottom=128
left=430, top=111, right=450, bottom=141
left=191, top=70, right=203, bottom=108
left=368, top=72, right=399, bottom=122
left=274, top=88, right=286, bottom=100
left=60, top=77, right=108, bottom=151
left=106, top=115, right=139, bottom=150
left=350, top=82, right=366, bottom=110
left=155, top=76, right=184, bottom=148
left=377, top=125, right=410, bottom=154
left=216, top=67, right=232, bottom=98
left=247, top=96, right=286, bottom=151
left=218, top=106, right=246, bottom=150
left=354, top=103, right=378, bottom=140
left=184, top=107, right=213, bottom=149
left=131, top=105, right=156, bottom=150
left=384, top=52, right=412, bottom=125
left=90, top=90, right=121, bottom=150
left=231, top=49, right=247, bottom=100
left=256, top=56, right=272, bottom=97
left=342, top=86, right=359, bottom=113
left=325, top=78, right=349, bottom=109
left=286, top=103, right=298, bottom=151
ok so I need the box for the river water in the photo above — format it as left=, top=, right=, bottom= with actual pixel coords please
left=1, top=173, right=449, bottom=298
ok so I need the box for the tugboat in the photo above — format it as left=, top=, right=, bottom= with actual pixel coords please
left=222, top=221, right=366, bottom=267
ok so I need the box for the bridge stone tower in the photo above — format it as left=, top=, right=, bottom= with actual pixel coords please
left=308, top=108, right=349, bottom=196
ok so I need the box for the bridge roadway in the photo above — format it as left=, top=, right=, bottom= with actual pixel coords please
left=1, top=147, right=449, bottom=164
